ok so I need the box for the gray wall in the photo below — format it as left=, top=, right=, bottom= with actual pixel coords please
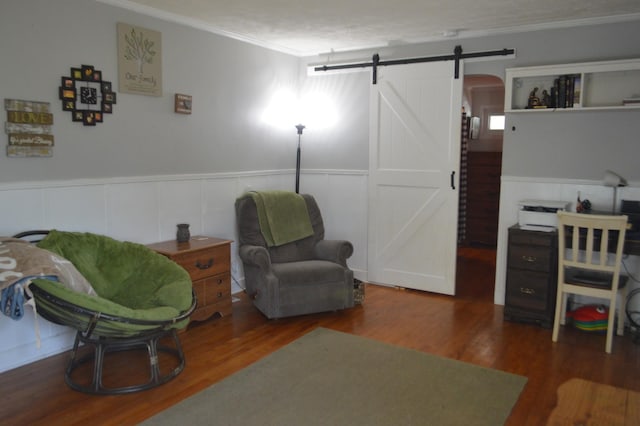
left=303, top=20, right=640, bottom=181
left=3, top=2, right=639, bottom=185
left=0, top=0, right=298, bottom=183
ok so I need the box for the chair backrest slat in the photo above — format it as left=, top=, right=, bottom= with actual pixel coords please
left=571, top=226, right=580, bottom=263
left=557, top=211, right=627, bottom=274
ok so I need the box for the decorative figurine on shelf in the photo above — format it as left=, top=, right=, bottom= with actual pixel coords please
left=541, top=90, right=551, bottom=107
left=527, top=87, right=541, bottom=109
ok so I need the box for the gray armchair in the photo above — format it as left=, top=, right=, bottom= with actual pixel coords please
left=235, top=192, right=354, bottom=319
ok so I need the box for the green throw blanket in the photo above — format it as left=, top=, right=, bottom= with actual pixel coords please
left=249, top=191, right=314, bottom=247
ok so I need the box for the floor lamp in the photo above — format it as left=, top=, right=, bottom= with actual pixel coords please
left=295, top=124, right=305, bottom=193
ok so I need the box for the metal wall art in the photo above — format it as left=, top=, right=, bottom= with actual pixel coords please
left=59, top=64, right=117, bottom=126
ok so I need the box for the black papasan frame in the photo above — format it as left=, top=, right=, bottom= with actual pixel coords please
left=13, top=230, right=197, bottom=395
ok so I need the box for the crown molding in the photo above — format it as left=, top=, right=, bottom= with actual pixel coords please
left=96, top=0, right=305, bottom=56
left=97, top=1, right=640, bottom=58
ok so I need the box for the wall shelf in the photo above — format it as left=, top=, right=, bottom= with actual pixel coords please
left=505, top=58, right=640, bottom=113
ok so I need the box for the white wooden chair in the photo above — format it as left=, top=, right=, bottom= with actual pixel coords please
left=552, top=211, right=628, bottom=354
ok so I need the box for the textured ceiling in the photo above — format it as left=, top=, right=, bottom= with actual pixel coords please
left=103, top=0, right=640, bottom=56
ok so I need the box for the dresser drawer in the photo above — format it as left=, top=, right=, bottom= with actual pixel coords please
left=508, top=245, right=553, bottom=272
left=505, top=269, right=552, bottom=311
left=173, top=245, right=230, bottom=281
left=193, top=273, right=230, bottom=306
left=509, top=228, right=556, bottom=247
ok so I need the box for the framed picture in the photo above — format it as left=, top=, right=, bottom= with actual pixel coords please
left=59, top=87, right=76, bottom=100
left=61, top=77, right=74, bottom=89
left=174, top=94, right=192, bottom=114
left=72, top=111, right=84, bottom=122
left=83, top=111, right=96, bottom=126
left=81, top=65, right=94, bottom=81
left=71, top=67, right=82, bottom=80
left=103, top=92, right=116, bottom=104
left=117, top=23, right=162, bottom=96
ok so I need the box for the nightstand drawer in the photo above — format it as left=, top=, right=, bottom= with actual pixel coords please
left=173, top=245, right=230, bottom=281
left=193, top=273, right=231, bottom=306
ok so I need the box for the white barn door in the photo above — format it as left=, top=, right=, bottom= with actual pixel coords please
left=368, top=61, right=463, bottom=295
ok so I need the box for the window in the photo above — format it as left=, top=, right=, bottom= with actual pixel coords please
left=488, top=114, right=505, bottom=131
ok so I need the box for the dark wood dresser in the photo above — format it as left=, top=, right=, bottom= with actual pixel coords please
left=504, top=225, right=558, bottom=328
left=465, top=151, right=502, bottom=246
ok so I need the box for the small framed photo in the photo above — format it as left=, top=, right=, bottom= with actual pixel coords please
left=81, top=65, right=94, bottom=81
left=62, top=100, right=75, bottom=111
left=102, top=102, right=113, bottom=113
left=72, top=111, right=84, bottom=122
left=59, top=87, right=76, bottom=100
left=175, top=93, right=192, bottom=114
left=103, top=92, right=116, bottom=104
left=71, top=67, right=82, bottom=80
left=101, top=81, right=112, bottom=92
left=61, top=77, right=74, bottom=89
left=83, top=111, right=96, bottom=125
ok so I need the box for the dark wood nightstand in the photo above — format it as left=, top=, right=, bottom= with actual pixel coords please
left=504, top=225, right=558, bottom=328
left=148, top=236, right=233, bottom=323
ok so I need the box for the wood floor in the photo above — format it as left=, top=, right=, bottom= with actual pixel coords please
left=1, top=247, right=639, bottom=425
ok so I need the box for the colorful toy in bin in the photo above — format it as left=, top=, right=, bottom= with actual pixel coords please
left=566, top=305, right=609, bottom=333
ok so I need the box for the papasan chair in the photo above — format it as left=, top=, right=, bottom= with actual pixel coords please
left=14, top=230, right=196, bottom=395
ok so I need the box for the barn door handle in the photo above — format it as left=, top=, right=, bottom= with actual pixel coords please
left=450, top=171, right=456, bottom=190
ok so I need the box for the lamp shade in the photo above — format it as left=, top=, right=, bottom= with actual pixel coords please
left=603, top=170, right=627, bottom=188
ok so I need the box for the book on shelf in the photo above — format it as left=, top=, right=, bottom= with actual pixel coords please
left=573, top=75, right=581, bottom=105
left=552, top=74, right=581, bottom=108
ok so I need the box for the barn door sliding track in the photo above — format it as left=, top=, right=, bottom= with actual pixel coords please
left=314, top=45, right=515, bottom=83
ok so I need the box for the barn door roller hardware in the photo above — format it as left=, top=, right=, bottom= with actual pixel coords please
left=314, top=45, right=515, bottom=84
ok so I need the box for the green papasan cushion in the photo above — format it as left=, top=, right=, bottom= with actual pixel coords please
left=32, top=230, right=193, bottom=333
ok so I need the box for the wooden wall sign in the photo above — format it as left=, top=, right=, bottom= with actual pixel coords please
left=7, top=111, right=54, bottom=125
left=175, top=94, right=192, bottom=114
left=4, top=99, right=54, bottom=157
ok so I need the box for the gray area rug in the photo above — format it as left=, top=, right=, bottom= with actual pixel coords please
left=143, top=327, right=527, bottom=425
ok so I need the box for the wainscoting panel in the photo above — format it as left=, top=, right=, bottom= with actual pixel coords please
left=0, top=187, right=46, bottom=233
left=106, top=181, right=162, bottom=244
left=0, top=169, right=368, bottom=373
left=44, top=185, right=107, bottom=234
